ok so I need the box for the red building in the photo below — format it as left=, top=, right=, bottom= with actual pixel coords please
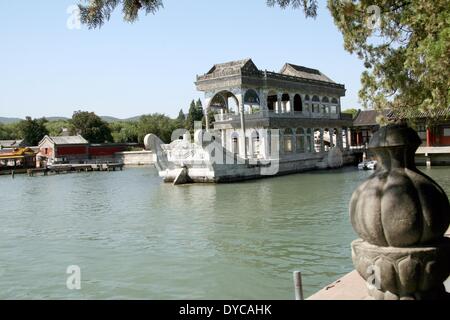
left=38, top=135, right=134, bottom=164
left=350, top=108, right=450, bottom=147
left=88, top=144, right=131, bottom=161
left=387, top=108, right=450, bottom=147
left=350, top=110, right=380, bottom=147
left=38, top=135, right=89, bottom=164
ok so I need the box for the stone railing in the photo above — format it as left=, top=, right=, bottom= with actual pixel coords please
left=213, top=110, right=341, bottom=122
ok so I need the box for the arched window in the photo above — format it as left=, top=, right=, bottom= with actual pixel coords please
left=209, top=90, right=239, bottom=115
left=312, top=96, right=320, bottom=113
left=296, top=128, right=305, bottom=153
left=322, top=97, right=329, bottom=103
left=293, top=94, right=302, bottom=112
left=267, top=92, right=277, bottom=112
left=330, top=98, right=338, bottom=114
left=244, top=89, right=260, bottom=104
left=283, top=128, right=294, bottom=153
left=304, top=95, right=310, bottom=101
left=210, top=94, right=227, bottom=108
left=243, top=89, right=260, bottom=114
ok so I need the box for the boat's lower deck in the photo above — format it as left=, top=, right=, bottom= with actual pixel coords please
left=159, top=149, right=357, bottom=184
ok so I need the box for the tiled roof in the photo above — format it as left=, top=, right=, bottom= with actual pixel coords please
left=280, top=63, right=335, bottom=83
left=353, top=109, right=391, bottom=126
left=48, top=135, right=88, bottom=145
left=198, top=59, right=341, bottom=87
left=0, top=139, right=24, bottom=147
left=386, top=107, right=450, bottom=120
left=206, top=58, right=254, bottom=75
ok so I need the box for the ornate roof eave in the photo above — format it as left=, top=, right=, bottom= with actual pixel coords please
left=196, top=70, right=346, bottom=96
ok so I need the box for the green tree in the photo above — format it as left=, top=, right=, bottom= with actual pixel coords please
left=17, top=117, right=49, bottom=146
left=136, top=113, right=177, bottom=143
left=70, top=111, right=113, bottom=143
left=273, top=0, right=449, bottom=119
left=109, top=121, right=139, bottom=143
left=0, top=123, right=21, bottom=140
left=45, top=120, right=71, bottom=136
left=174, top=108, right=186, bottom=129
left=78, top=0, right=317, bottom=29
left=203, top=109, right=215, bottom=130
left=79, top=0, right=450, bottom=120
left=342, top=108, right=359, bottom=119
left=0, top=124, right=7, bottom=140
left=177, top=109, right=185, bottom=122
left=195, top=99, right=202, bottom=109
left=186, top=100, right=204, bottom=132
left=78, top=0, right=163, bottom=29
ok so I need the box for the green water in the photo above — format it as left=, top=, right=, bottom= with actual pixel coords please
left=0, top=166, right=449, bottom=299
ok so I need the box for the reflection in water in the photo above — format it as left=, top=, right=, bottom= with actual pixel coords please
left=0, top=166, right=449, bottom=299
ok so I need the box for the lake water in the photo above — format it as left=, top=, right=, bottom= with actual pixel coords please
left=1, top=166, right=449, bottom=299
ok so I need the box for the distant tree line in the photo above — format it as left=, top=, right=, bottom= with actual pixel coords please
left=0, top=99, right=208, bottom=145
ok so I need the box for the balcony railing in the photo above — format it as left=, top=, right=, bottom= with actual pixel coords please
left=213, top=110, right=346, bottom=122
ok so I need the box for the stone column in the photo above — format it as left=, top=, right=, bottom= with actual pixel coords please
left=260, top=90, right=268, bottom=113
left=350, top=124, right=450, bottom=300
left=337, top=128, right=343, bottom=150
left=290, top=95, right=294, bottom=115
left=426, top=127, right=432, bottom=147
left=329, top=128, right=334, bottom=148
left=221, top=129, right=226, bottom=148
left=344, top=127, right=350, bottom=150
left=239, top=103, right=247, bottom=159
left=320, top=128, right=325, bottom=152
left=292, top=128, right=297, bottom=153
left=304, top=129, right=308, bottom=153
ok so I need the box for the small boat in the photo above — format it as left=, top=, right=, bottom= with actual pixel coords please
left=358, top=160, right=377, bottom=170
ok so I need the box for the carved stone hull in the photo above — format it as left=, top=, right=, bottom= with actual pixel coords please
left=352, top=239, right=450, bottom=300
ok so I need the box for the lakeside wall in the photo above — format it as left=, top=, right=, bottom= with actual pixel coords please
left=416, top=146, right=450, bottom=166
left=114, top=150, right=156, bottom=166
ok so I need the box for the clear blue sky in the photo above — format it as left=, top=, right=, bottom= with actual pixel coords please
left=0, top=0, right=365, bottom=119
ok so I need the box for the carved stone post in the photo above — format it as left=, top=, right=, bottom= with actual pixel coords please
left=350, top=124, right=450, bottom=300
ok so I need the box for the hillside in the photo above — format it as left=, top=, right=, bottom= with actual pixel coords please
left=0, top=117, right=22, bottom=124
left=0, top=115, right=143, bottom=124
